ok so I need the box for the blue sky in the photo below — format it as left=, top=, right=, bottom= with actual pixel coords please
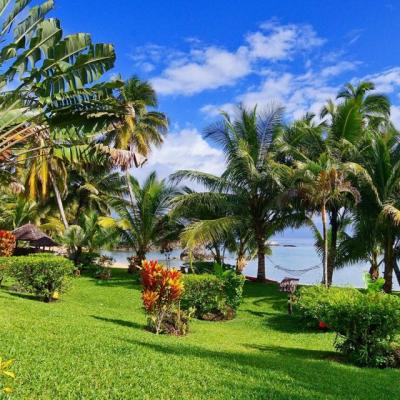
left=53, top=1, right=400, bottom=191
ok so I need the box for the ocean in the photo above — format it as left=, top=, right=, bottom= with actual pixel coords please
left=103, top=238, right=400, bottom=290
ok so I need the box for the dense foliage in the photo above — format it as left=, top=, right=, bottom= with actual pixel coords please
left=5, top=255, right=74, bottom=302
left=297, top=286, right=400, bottom=367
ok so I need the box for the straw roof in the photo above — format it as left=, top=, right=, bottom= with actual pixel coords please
left=12, top=224, right=58, bottom=247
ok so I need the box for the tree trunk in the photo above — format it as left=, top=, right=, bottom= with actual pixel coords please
left=213, top=243, right=222, bottom=265
left=236, top=252, right=247, bottom=273
left=327, top=208, right=338, bottom=285
left=256, top=236, right=266, bottom=281
left=383, top=234, right=395, bottom=293
left=48, top=168, right=69, bottom=229
left=125, top=170, right=136, bottom=207
left=368, top=250, right=380, bottom=281
left=321, top=202, right=328, bottom=288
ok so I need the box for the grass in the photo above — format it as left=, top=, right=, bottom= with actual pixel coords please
left=1, top=269, right=399, bottom=400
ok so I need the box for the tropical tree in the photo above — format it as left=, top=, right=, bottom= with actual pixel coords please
left=0, top=0, right=116, bottom=160
left=276, top=82, right=390, bottom=283
left=352, top=127, right=400, bottom=292
left=113, top=172, right=179, bottom=273
left=60, top=211, right=116, bottom=265
left=294, top=154, right=360, bottom=286
left=66, top=165, right=127, bottom=222
left=173, top=105, right=301, bottom=281
left=101, top=76, right=168, bottom=203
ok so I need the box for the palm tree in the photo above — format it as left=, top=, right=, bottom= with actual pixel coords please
left=113, top=172, right=179, bottom=273
left=294, top=154, right=360, bottom=287
left=276, top=82, right=390, bottom=284
left=60, top=211, right=116, bottom=265
left=66, top=165, right=127, bottom=222
left=353, top=127, right=400, bottom=292
left=102, top=77, right=168, bottom=204
left=173, top=105, right=300, bottom=281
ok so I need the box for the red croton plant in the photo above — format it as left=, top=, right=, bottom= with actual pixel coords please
left=141, top=260, right=184, bottom=334
left=0, top=231, right=16, bottom=257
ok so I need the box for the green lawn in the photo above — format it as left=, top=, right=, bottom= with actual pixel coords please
left=1, top=270, right=399, bottom=400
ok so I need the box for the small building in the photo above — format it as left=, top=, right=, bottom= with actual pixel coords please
left=12, top=224, right=58, bottom=254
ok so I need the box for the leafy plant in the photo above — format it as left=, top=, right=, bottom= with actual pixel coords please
left=0, top=357, right=15, bottom=395
left=181, top=269, right=245, bottom=320
left=297, top=285, right=400, bottom=367
left=6, top=255, right=74, bottom=302
left=181, top=274, right=225, bottom=319
left=0, top=231, right=15, bottom=257
left=141, top=260, right=185, bottom=334
left=363, top=272, right=385, bottom=293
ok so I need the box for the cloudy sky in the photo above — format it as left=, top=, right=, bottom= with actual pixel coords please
left=55, top=0, right=400, bottom=185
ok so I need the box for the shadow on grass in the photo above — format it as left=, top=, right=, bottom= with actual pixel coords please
left=92, top=315, right=143, bottom=330
left=119, top=339, right=399, bottom=400
left=7, top=291, right=42, bottom=302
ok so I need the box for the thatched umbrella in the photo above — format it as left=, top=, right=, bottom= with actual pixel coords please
left=13, top=223, right=58, bottom=247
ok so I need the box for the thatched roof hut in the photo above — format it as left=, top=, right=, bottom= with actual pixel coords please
left=13, top=224, right=58, bottom=247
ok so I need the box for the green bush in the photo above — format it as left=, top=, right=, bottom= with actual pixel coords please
left=213, top=265, right=245, bottom=311
left=181, top=274, right=224, bottom=319
left=3, top=255, right=75, bottom=302
left=181, top=271, right=245, bottom=320
left=296, top=285, right=358, bottom=326
left=297, top=286, right=400, bottom=367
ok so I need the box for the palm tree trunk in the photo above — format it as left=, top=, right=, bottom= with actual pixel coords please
left=256, top=236, right=266, bottom=281
left=327, top=208, right=338, bottom=285
left=48, top=168, right=69, bottom=229
left=236, top=253, right=247, bottom=273
left=125, top=170, right=136, bottom=207
left=383, top=233, right=395, bottom=293
left=369, top=250, right=380, bottom=281
left=321, top=202, right=328, bottom=288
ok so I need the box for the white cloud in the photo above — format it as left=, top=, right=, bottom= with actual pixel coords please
left=131, top=128, right=226, bottom=183
left=246, top=21, right=324, bottom=61
left=202, top=70, right=339, bottom=121
left=320, top=61, right=360, bottom=78
left=363, top=67, right=400, bottom=93
left=151, top=46, right=251, bottom=95
left=148, top=21, right=324, bottom=96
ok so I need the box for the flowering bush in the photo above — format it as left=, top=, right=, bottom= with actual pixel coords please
left=141, top=260, right=187, bottom=334
left=0, top=231, right=15, bottom=257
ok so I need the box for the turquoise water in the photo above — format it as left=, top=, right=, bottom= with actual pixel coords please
left=103, top=238, right=399, bottom=290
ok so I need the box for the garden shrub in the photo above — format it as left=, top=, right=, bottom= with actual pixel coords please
left=181, top=271, right=245, bottom=320
left=141, top=260, right=187, bottom=335
left=297, top=285, right=400, bottom=367
left=0, top=231, right=15, bottom=257
left=4, top=255, right=75, bottom=302
left=181, top=274, right=224, bottom=319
